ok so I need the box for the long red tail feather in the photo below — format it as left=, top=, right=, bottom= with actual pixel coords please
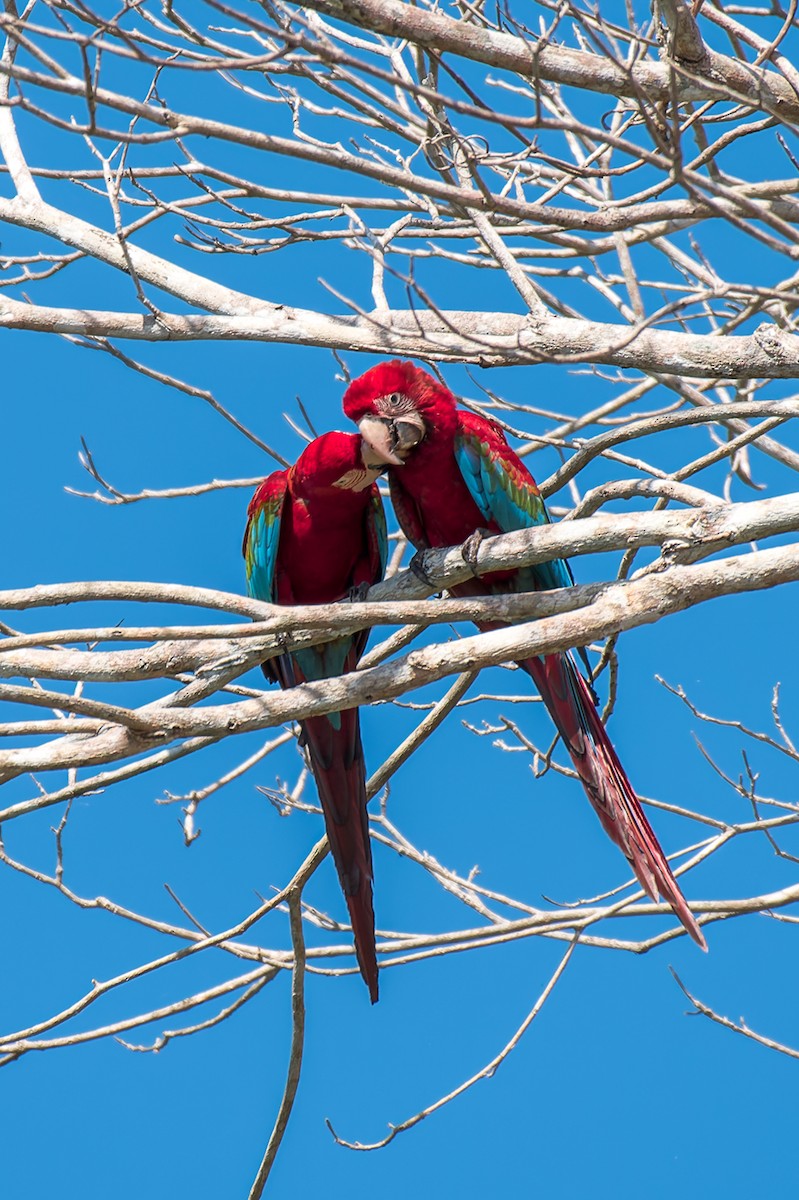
left=301, top=709, right=379, bottom=1001
left=522, top=652, right=706, bottom=949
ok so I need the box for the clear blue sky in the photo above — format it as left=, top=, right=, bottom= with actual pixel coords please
left=3, top=12, right=799, bottom=1199
left=4, top=325, right=799, bottom=1199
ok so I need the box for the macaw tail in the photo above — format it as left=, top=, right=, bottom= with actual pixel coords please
left=300, top=708, right=379, bottom=1002
left=521, top=652, right=707, bottom=950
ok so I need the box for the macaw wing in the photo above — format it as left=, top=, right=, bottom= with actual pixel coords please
left=243, top=470, right=288, bottom=604
left=243, top=470, right=291, bottom=687
left=388, top=473, right=430, bottom=551
left=366, top=483, right=389, bottom=584
left=454, top=410, right=574, bottom=593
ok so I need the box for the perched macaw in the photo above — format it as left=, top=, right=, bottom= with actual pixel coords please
left=343, top=360, right=706, bottom=949
left=243, top=431, right=388, bottom=1001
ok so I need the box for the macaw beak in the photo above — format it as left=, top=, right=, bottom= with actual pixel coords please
left=394, top=413, right=426, bottom=455
left=358, top=413, right=425, bottom=466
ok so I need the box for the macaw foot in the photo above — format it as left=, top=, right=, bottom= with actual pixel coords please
left=408, top=548, right=435, bottom=587
left=460, top=528, right=491, bottom=577
left=345, top=581, right=372, bottom=603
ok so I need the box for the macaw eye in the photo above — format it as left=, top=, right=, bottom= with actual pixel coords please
left=386, top=393, right=402, bottom=407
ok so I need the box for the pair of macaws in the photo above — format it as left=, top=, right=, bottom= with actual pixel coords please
left=243, top=360, right=706, bottom=1003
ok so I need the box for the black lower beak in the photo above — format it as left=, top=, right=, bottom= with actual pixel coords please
left=392, top=419, right=424, bottom=454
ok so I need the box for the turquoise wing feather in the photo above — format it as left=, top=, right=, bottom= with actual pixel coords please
left=454, top=412, right=574, bottom=593
left=243, top=470, right=288, bottom=603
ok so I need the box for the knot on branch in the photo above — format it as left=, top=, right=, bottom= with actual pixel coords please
left=753, top=323, right=798, bottom=365
left=654, top=0, right=709, bottom=68
left=658, top=537, right=695, bottom=568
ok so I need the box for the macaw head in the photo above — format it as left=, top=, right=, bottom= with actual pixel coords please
left=342, top=360, right=457, bottom=466
left=291, top=430, right=384, bottom=493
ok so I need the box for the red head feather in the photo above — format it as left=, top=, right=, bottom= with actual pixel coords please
left=290, top=430, right=373, bottom=492
left=342, top=360, right=458, bottom=441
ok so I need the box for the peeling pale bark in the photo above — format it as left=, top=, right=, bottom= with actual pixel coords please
left=299, top=0, right=799, bottom=121
left=2, top=537, right=799, bottom=787
left=4, top=295, right=799, bottom=378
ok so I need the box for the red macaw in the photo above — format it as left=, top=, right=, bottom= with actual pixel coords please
left=343, top=360, right=706, bottom=949
left=243, top=431, right=388, bottom=1001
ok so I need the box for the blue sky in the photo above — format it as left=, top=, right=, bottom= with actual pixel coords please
left=4, top=323, right=799, bottom=1200
left=4, top=6, right=799, bottom=1198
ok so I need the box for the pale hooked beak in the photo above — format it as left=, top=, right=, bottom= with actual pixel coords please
left=358, top=413, right=425, bottom=467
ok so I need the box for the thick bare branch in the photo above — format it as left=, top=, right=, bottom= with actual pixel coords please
left=2, top=538, right=799, bottom=787
left=4, top=294, right=799, bottom=377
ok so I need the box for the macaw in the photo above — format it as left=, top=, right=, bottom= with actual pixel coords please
left=243, top=431, right=388, bottom=1001
left=343, top=360, right=706, bottom=949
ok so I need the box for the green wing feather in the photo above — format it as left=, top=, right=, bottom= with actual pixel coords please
left=454, top=411, right=574, bottom=592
